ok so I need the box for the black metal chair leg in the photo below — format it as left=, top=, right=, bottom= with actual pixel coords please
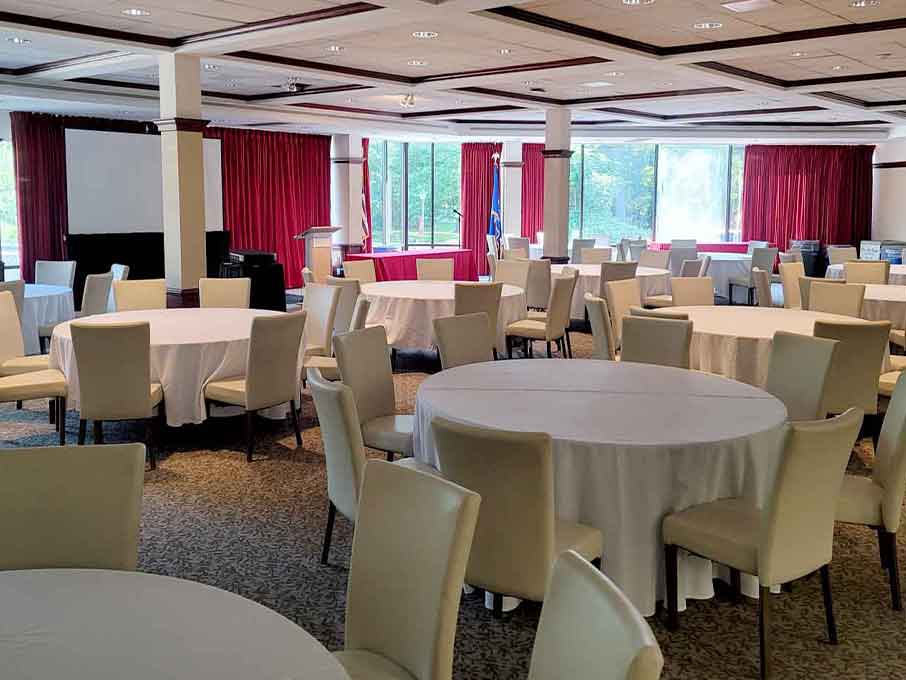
left=730, top=567, right=742, bottom=604
left=885, top=531, right=902, bottom=610
left=492, top=592, right=503, bottom=619
left=385, top=450, right=395, bottom=462
left=290, top=399, right=302, bottom=447
left=78, top=419, right=87, bottom=445
left=93, top=420, right=103, bottom=445
left=878, top=527, right=890, bottom=568
left=245, top=410, right=255, bottom=462
left=144, top=418, right=157, bottom=470
left=506, top=335, right=513, bottom=359
left=546, top=341, right=552, bottom=358
left=728, top=283, right=734, bottom=305
left=665, top=544, right=679, bottom=631
left=48, top=399, right=55, bottom=424
left=321, top=501, right=336, bottom=565
left=16, top=400, right=22, bottom=410
left=56, top=397, right=66, bottom=445
left=820, top=565, right=838, bottom=644
left=759, top=586, right=772, bottom=680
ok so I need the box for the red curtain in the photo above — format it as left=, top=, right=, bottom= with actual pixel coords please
left=206, top=128, right=331, bottom=288
left=460, top=142, right=502, bottom=277
left=362, top=137, right=372, bottom=253
left=741, top=145, right=875, bottom=249
left=521, top=143, right=545, bottom=243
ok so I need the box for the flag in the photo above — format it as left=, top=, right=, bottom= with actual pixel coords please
left=488, top=152, right=502, bottom=248
left=361, top=189, right=370, bottom=247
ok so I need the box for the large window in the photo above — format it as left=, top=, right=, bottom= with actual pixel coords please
left=0, top=141, right=18, bottom=279
left=656, top=144, right=730, bottom=243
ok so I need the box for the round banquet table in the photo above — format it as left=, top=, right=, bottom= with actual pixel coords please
left=550, top=263, right=670, bottom=319
left=699, top=252, right=751, bottom=300
left=0, top=569, right=349, bottom=680
left=23, top=284, right=74, bottom=356
left=414, top=359, right=788, bottom=616
left=361, top=280, right=526, bottom=350
left=49, top=308, right=288, bottom=427
left=826, top=263, right=906, bottom=285
left=862, top=284, right=906, bottom=329
left=672, top=306, right=891, bottom=387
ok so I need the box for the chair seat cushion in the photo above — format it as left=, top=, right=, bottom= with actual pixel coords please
left=662, top=497, right=759, bottom=575
left=527, top=310, right=547, bottom=321
left=880, top=371, right=901, bottom=398
left=505, top=319, right=548, bottom=340
left=891, top=329, right=905, bottom=349
left=0, top=369, right=67, bottom=402
left=363, top=415, right=415, bottom=457
left=555, top=520, right=603, bottom=562
left=836, top=474, right=884, bottom=527
left=304, top=355, right=339, bottom=381
left=645, top=294, right=673, bottom=308
left=0, top=354, right=49, bottom=377
left=889, top=355, right=906, bottom=372
left=204, top=377, right=247, bottom=407
left=728, top=276, right=753, bottom=288
left=333, top=650, right=416, bottom=680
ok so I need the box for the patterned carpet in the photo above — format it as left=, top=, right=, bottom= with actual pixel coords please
left=2, top=330, right=905, bottom=679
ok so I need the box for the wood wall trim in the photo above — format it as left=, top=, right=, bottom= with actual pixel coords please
left=541, top=149, right=573, bottom=158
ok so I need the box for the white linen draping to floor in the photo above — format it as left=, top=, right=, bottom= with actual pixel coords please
left=361, top=280, right=526, bottom=350
left=861, top=284, right=906, bottom=329
left=414, top=359, right=788, bottom=617
left=826, top=263, right=906, bottom=285
left=550, top=264, right=671, bottom=319
left=22, top=284, right=74, bottom=355
left=699, top=252, right=751, bottom=299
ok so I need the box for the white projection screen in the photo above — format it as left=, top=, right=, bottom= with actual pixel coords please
left=65, top=129, right=223, bottom=234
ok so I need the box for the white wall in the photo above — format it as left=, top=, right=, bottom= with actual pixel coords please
left=873, top=135, right=906, bottom=242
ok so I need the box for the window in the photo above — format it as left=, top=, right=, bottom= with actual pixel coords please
left=368, top=139, right=385, bottom=247
left=433, top=143, right=461, bottom=246
left=656, top=144, right=730, bottom=243
left=407, top=143, right=433, bottom=246
left=728, top=145, right=745, bottom=241
left=582, top=144, right=656, bottom=244
left=386, top=141, right=404, bottom=249
left=0, top=141, right=18, bottom=279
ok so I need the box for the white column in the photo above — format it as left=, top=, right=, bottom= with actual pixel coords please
left=501, top=141, right=523, bottom=237
left=873, top=134, right=906, bottom=241
left=330, top=134, right=364, bottom=246
left=542, top=108, right=571, bottom=259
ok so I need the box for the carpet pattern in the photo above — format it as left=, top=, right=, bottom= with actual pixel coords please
left=2, top=330, right=906, bottom=679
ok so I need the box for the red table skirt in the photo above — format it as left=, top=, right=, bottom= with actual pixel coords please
left=650, top=242, right=756, bottom=254
left=345, top=248, right=478, bottom=282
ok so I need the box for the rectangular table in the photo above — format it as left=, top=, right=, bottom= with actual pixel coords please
left=345, top=248, right=477, bottom=282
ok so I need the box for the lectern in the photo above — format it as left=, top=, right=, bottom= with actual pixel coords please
left=295, top=226, right=341, bottom=283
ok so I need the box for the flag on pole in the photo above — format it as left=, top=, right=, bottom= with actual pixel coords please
left=361, top=189, right=370, bottom=247
left=488, top=152, right=502, bottom=249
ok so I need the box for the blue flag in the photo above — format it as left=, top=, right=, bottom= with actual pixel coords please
left=488, top=152, right=502, bottom=246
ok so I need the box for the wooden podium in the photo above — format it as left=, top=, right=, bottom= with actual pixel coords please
left=294, top=226, right=341, bottom=283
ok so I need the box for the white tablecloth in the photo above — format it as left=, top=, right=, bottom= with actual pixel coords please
left=0, top=569, right=349, bottom=680
left=49, top=308, right=288, bottom=427
left=673, top=306, right=891, bottom=387
left=700, top=252, right=751, bottom=300
left=414, top=359, right=787, bottom=616
left=550, top=264, right=671, bottom=319
left=862, top=284, right=906, bottom=329
left=23, top=284, right=74, bottom=355
left=826, top=263, right=906, bottom=286
left=361, top=280, right=526, bottom=350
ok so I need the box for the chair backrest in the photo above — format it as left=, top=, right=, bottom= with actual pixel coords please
left=698, top=254, right=711, bottom=277
left=432, top=416, right=554, bottom=601
left=581, top=248, right=612, bottom=265
left=349, top=296, right=370, bottom=331
left=302, top=283, right=341, bottom=354
left=434, top=313, right=495, bottom=369
left=0, top=290, right=25, bottom=364
left=326, top=276, right=362, bottom=335
left=71, top=321, right=154, bottom=421
left=747, top=240, right=770, bottom=255
left=526, top=259, right=552, bottom=309
left=333, top=325, right=396, bottom=424
left=506, top=236, right=530, bottom=252
left=874, top=373, right=906, bottom=532
left=671, top=239, right=696, bottom=248
left=108, top=264, right=130, bottom=311
left=605, top=278, right=642, bottom=348
left=584, top=294, right=616, bottom=361
left=528, top=550, right=663, bottom=680
left=493, top=258, right=530, bottom=291
left=779, top=262, right=805, bottom=309
left=670, top=277, right=714, bottom=307
left=198, top=277, right=251, bottom=309
left=0, top=444, right=145, bottom=570
left=486, top=251, right=497, bottom=279
left=245, top=312, right=306, bottom=411
left=570, top=239, right=596, bottom=264
left=845, top=260, right=889, bottom=285
left=630, top=306, right=690, bottom=320
left=343, top=259, right=377, bottom=283
left=344, top=460, right=480, bottom=680
left=34, top=260, right=76, bottom=288
left=308, top=368, right=366, bottom=522
left=668, top=247, right=698, bottom=277
left=679, top=259, right=701, bottom=278
left=545, top=270, right=576, bottom=338
left=749, top=248, right=778, bottom=283
left=0, top=279, right=24, bottom=319
left=778, top=250, right=802, bottom=264
left=417, top=258, right=454, bottom=281
left=113, top=279, right=166, bottom=311
left=809, top=282, right=864, bottom=317
left=79, top=272, right=113, bottom=317
left=828, top=246, right=858, bottom=266
left=599, top=262, right=638, bottom=300
left=301, top=267, right=315, bottom=285
left=487, top=234, right=498, bottom=256
left=759, top=409, right=863, bottom=586
left=504, top=248, right=529, bottom=260
left=765, top=331, right=838, bottom=421
left=620, top=316, right=692, bottom=369
left=752, top=268, right=773, bottom=308
left=628, top=240, right=648, bottom=261
left=814, top=320, right=891, bottom=416
left=798, top=275, right=842, bottom=312
left=617, top=238, right=631, bottom=262
left=638, top=249, right=669, bottom=270
left=454, top=282, right=502, bottom=349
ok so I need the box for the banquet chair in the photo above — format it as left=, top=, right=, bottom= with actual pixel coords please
left=113, top=279, right=166, bottom=311
left=107, top=263, right=130, bottom=311
left=301, top=283, right=341, bottom=358
left=638, top=249, right=669, bottom=270
left=845, top=260, right=890, bottom=285
left=326, top=276, right=362, bottom=335
left=486, top=251, right=497, bottom=279
left=334, top=326, right=414, bottom=460
left=528, top=551, right=663, bottom=680
left=334, top=460, right=479, bottom=680
left=671, top=239, right=697, bottom=249
left=779, top=262, right=805, bottom=309
left=494, top=259, right=530, bottom=293
left=198, top=277, right=251, bottom=309
left=0, top=291, right=49, bottom=377
left=605, top=278, right=642, bottom=350
left=599, top=262, right=638, bottom=301
left=71, top=321, right=165, bottom=467
left=505, top=275, right=573, bottom=359
left=584, top=294, right=616, bottom=361
left=454, top=282, right=502, bottom=356
left=506, top=236, right=531, bottom=253
left=746, top=240, right=770, bottom=254
left=570, top=239, right=596, bottom=264
left=779, top=250, right=803, bottom=264
left=434, top=313, right=495, bottom=370
left=431, top=417, right=602, bottom=616
left=765, top=331, right=838, bottom=421
left=698, top=254, right=712, bottom=277
left=304, top=297, right=372, bottom=381
left=828, top=246, right=858, bottom=267
left=77, top=272, right=114, bottom=318
left=753, top=268, right=774, bottom=308
left=527, top=266, right=578, bottom=353
left=670, top=277, right=715, bottom=307
left=620, top=316, right=692, bottom=370
left=680, top=259, right=703, bottom=277
left=417, top=258, right=455, bottom=281
left=302, top=267, right=315, bottom=285
left=809, top=282, right=865, bottom=318
left=729, top=247, right=778, bottom=306
left=837, top=372, right=906, bottom=610
left=525, top=259, right=551, bottom=311
left=664, top=408, right=863, bottom=680
left=645, top=262, right=704, bottom=309
left=581, top=248, right=612, bottom=265
left=630, top=307, right=689, bottom=320
left=34, top=260, right=76, bottom=289
left=0, top=444, right=144, bottom=570
left=343, top=259, right=377, bottom=284
left=0, top=279, right=24, bottom=319
left=798, top=276, right=843, bottom=313
left=667, top=246, right=698, bottom=277
left=503, top=247, right=529, bottom=260
left=628, top=240, right=648, bottom=261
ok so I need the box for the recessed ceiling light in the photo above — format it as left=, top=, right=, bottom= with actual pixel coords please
left=326, top=45, right=344, bottom=52
left=603, top=71, right=625, bottom=77
left=224, top=79, right=241, bottom=88
left=407, top=59, right=427, bottom=66
left=722, top=0, right=777, bottom=12
left=498, top=48, right=512, bottom=55
left=203, top=63, right=218, bottom=71
left=791, top=51, right=807, bottom=57
left=850, top=0, right=880, bottom=7
left=832, top=64, right=845, bottom=71
left=121, top=7, right=150, bottom=16
left=411, top=30, right=438, bottom=39
left=7, top=36, right=30, bottom=45
left=693, top=21, right=722, bottom=29
left=581, top=81, right=613, bottom=88
left=400, top=93, right=416, bottom=108
left=455, top=99, right=466, bottom=105
left=622, top=0, right=655, bottom=4
left=345, top=98, right=353, bottom=104
left=523, top=80, right=537, bottom=86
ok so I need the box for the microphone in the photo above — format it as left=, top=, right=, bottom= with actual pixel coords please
left=451, top=208, right=463, bottom=218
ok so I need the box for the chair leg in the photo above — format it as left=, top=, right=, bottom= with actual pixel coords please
left=321, top=501, right=336, bottom=565
left=878, top=527, right=890, bottom=569
left=884, top=531, right=902, bottom=611
left=820, top=565, right=838, bottom=645
left=491, top=592, right=503, bottom=619
left=93, top=420, right=103, bottom=445
left=385, top=450, right=395, bottom=462
left=506, top=335, right=513, bottom=360
left=665, top=544, right=679, bottom=631
left=56, top=397, right=66, bottom=445
left=245, top=410, right=255, bottom=462
left=290, top=399, right=302, bottom=447
left=730, top=567, right=742, bottom=604
left=728, top=283, right=734, bottom=305
left=48, top=399, right=55, bottom=424
left=565, top=330, right=573, bottom=358
left=546, top=341, right=552, bottom=358
left=759, top=586, right=772, bottom=680
left=15, top=400, right=22, bottom=410
left=144, top=418, right=157, bottom=470
left=527, top=339, right=533, bottom=358
left=78, top=419, right=87, bottom=445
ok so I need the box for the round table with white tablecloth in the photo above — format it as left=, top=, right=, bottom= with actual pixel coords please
left=550, top=263, right=670, bottom=319
left=0, top=569, right=349, bottom=680
left=861, top=284, right=906, bottom=329
left=414, top=359, right=788, bottom=616
left=49, top=308, right=289, bottom=427
left=22, top=284, right=74, bottom=355
left=826, top=263, right=906, bottom=285
left=361, top=280, right=526, bottom=350
left=699, top=252, right=751, bottom=300
left=673, top=306, right=891, bottom=387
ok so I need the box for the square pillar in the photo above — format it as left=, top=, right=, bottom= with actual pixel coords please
left=330, top=134, right=364, bottom=249
left=501, top=141, right=523, bottom=237
left=542, top=109, right=571, bottom=259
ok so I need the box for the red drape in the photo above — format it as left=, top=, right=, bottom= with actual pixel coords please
left=460, top=142, right=502, bottom=277
left=362, top=137, right=372, bottom=253
left=206, top=128, right=331, bottom=288
left=521, top=143, right=545, bottom=243
left=741, top=145, right=874, bottom=249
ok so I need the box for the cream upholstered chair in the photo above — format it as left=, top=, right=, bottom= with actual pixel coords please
left=0, top=444, right=144, bottom=570
left=334, top=459, right=480, bottom=680
left=599, top=262, right=638, bottom=301
left=798, top=275, right=842, bottom=311
left=628, top=240, right=648, bottom=261
left=454, top=282, right=502, bottom=356
left=416, top=258, right=454, bottom=281
left=779, top=262, right=805, bottom=309
left=570, top=238, right=595, bottom=264
left=494, top=258, right=530, bottom=292
left=302, top=283, right=341, bottom=358
left=526, top=266, right=578, bottom=356
left=506, top=235, right=530, bottom=252
left=304, top=298, right=371, bottom=381
left=680, top=259, right=703, bottom=277
left=670, top=277, right=714, bottom=307
left=629, top=306, right=689, bottom=320
left=334, top=326, right=413, bottom=461
left=664, top=409, right=863, bottom=680
left=343, top=259, right=377, bottom=283
left=0, top=290, right=49, bottom=377
left=584, top=294, right=616, bottom=361
left=765, top=331, right=838, bottom=421
left=605, top=278, right=642, bottom=350
left=620, top=316, right=692, bottom=369
left=71, top=321, right=164, bottom=466
left=698, top=254, right=712, bottom=277
left=729, top=247, right=778, bottom=305
left=78, top=272, right=114, bottom=317
left=503, top=247, right=529, bottom=260
left=35, top=260, right=76, bottom=288
left=845, top=260, right=889, bottom=285
left=0, top=279, right=24, bottom=318
left=747, top=240, right=770, bottom=254
left=526, top=259, right=552, bottom=310
left=204, top=312, right=306, bottom=462
left=113, top=279, right=166, bottom=311
left=671, top=238, right=696, bottom=248
left=779, top=250, right=803, bottom=264
left=667, top=246, right=698, bottom=277
left=198, top=277, right=251, bottom=309
left=528, top=551, right=663, bottom=680
left=646, top=263, right=703, bottom=309
left=486, top=251, right=497, bottom=279
left=581, top=247, right=612, bottom=265
left=434, top=313, right=495, bottom=369
left=326, top=276, right=362, bottom=335
left=302, top=267, right=315, bottom=285
left=505, top=274, right=572, bottom=358
left=837, top=372, right=906, bottom=610
left=638, top=249, right=669, bottom=270
left=107, top=263, right=130, bottom=311
left=753, top=268, right=774, bottom=308
left=809, top=282, right=865, bottom=317
left=431, top=416, right=602, bottom=616
left=828, top=246, right=858, bottom=266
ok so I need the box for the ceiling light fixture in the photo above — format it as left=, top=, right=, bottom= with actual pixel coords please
left=722, top=0, right=777, bottom=12
left=790, top=51, right=807, bottom=57
left=224, top=79, right=241, bottom=88
left=622, top=0, right=655, bottom=5
left=498, top=48, right=512, bottom=55
left=603, top=71, right=625, bottom=77
left=832, top=64, right=845, bottom=71
left=850, top=0, right=880, bottom=7
left=407, top=59, right=427, bottom=66
left=7, top=36, right=31, bottom=45
left=400, top=93, right=416, bottom=108
left=326, top=45, right=344, bottom=52
left=121, top=7, right=150, bottom=16
left=581, top=81, right=613, bottom=88
left=411, top=30, right=438, bottom=39
left=523, top=80, right=537, bottom=86
left=693, top=21, right=722, bottom=29
left=203, top=63, right=218, bottom=71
